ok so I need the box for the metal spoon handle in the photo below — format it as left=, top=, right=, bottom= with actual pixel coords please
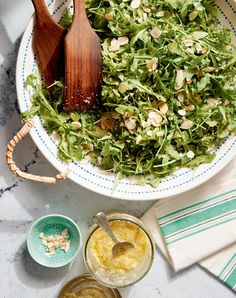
left=93, top=212, right=118, bottom=244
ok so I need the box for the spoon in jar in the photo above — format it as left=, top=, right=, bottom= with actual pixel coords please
left=93, top=212, right=134, bottom=258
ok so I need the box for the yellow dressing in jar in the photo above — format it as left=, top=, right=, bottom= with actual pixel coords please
left=85, top=219, right=153, bottom=287
left=90, top=220, right=149, bottom=270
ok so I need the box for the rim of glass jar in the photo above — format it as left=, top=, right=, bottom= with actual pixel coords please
left=83, top=211, right=155, bottom=288
left=58, top=273, right=122, bottom=298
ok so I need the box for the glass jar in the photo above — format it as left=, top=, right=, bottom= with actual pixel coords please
left=58, top=274, right=121, bottom=298
left=83, top=211, right=155, bottom=288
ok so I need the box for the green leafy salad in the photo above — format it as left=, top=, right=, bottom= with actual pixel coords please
left=23, top=0, right=236, bottom=187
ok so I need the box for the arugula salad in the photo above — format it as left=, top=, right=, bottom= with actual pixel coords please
left=23, top=0, right=236, bottom=187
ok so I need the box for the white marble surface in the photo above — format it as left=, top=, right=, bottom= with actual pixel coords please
left=0, top=1, right=235, bottom=297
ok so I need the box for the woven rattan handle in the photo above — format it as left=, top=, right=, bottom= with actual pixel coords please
left=6, top=118, right=70, bottom=184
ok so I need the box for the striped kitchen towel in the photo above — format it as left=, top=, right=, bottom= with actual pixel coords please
left=142, top=157, right=236, bottom=292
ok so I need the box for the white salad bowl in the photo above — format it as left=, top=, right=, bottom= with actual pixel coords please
left=16, top=0, right=236, bottom=200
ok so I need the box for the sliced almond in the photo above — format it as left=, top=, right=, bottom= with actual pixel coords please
left=110, top=38, right=117, bottom=46
left=118, top=82, right=128, bottom=93
left=202, top=66, right=215, bottom=73
left=180, top=120, right=194, bottom=130
left=158, top=102, right=168, bottom=114
left=175, top=69, right=185, bottom=90
left=52, top=131, right=61, bottom=142
left=207, top=98, right=219, bottom=105
left=104, top=12, right=113, bottom=20
left=146, top=57, right=158, bottom=71
left=109, top=1, right=114, bottom=7
left=40, top=228, right=70, bottom=255
left=65, top=241, right=70, bottom=252
left=47, top=242, right=55, bottom=249
left=156, top=11, right=165, bottom=17
left=141, top=120, right=151, bottom=128
left=195, top=43, right=203, bottom=53
left=143, top=12, right=148, bottom=20
left=150, top=27, right=162, bottom=39
left=130, top=0, right=140, bottom=9
left=62, top=231, right=69, bottom=238
left=201, top=48, right=209, bottom=55
left=41, top=239, right=48, bottom=246
left=97, top=156, right=102, bottom=164
left=178, top=109, right=186, bottom=116
left=186, top=48, right=195, bottom=55
left=125, top=118, right=136, bottom=130
left=177, top=92, right=185, bottom=103
left=186, top=78, right=193, bottom=84
left=136, top=135, right=143, bottom=144
left=143, top=7, right=151, bottom=13
left=109, top=38, right=120, bottom=52
left=117, top=36, right=129, bottom=46
left=146, top=130, right=153, bottom=137
left=156, top=130, right=164, bottom=137
left=189, top=11, right=198, bottom=21
left=47, top=235, right=55, bottom=241
left=224, top=100, right=229, bottom=106
left=183, top=39, right=194, bottom=47
left=71, top=121, right=82, bottom=129
left=148, top=111, right=163, bottom=127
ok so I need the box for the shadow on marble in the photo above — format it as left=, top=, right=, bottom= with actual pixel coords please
left=10, top=177, right=154, bottom=226
left=0, top=219, right=32, bottom=233
left=0, top=0, right=19, bottom=60
left=14, top=241, right=70, bottom=289
left=199, top=265, right=235, bottom=295
left=0, top=19, right=14, bottom=56
left=0, top=35, right=21, bottom=124
left=157, top=248, right=195, bottom=283
left=165, top=263, right=194, bottom=282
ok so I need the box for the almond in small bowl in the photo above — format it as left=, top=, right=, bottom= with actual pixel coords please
left=27, top=214, right=81, bottom=268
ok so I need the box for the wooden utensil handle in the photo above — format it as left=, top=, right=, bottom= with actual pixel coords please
left=73, top=0, right=88, bottom=23
left=31, top=0, right=54, bottom=26
left=6, top=118, right=70, bottom=184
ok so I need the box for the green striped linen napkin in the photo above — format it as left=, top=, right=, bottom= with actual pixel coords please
left=142, top=158, right=236, bottom=292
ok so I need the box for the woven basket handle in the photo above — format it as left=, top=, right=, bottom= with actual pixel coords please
left=6, top=118, right=70, bottom=184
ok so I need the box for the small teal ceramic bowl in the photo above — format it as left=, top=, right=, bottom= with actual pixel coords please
left=27, top=214, right=81, bottom=268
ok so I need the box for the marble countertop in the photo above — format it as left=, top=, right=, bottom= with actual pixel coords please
left=0, top=1, right=235, bottom=297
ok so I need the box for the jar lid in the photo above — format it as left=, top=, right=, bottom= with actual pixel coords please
left=58, top=274, right=122, bottom=298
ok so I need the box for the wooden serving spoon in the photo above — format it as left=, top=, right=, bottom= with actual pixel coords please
left=63, top=0, right=102, bottom=111
left=31, top=0, right=65, bottom=87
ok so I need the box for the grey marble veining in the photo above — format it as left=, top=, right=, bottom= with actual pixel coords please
left=0, top=1, right=235, bottom=298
